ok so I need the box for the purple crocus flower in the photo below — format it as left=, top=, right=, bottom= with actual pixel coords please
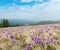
left=46, top=40, right=50, bottom=44
left=25, top=47, right=28, bottom=50
left=30, top=36, right=36, bottom=40
left=0, top=34, right=2, bottom=37
left=54, top=26, right=57, bottom=29
left=49, top=32, right=52, bottom=35
left=54, top=36, right=58, bottom=40
left=45, top=30, right=48, bottom=32
left=42, top=44, right=44, bottom=48
left=10, top=34, right=14, bottom=39
left=19, top=43, right=23, bottom=46
left=12, top=40, right=16, bottom=46
left=35, top=38, right=42, bottom=44
left=48, top=38, right=52, bottom=42
left=28, top=43, right=32, bottom=48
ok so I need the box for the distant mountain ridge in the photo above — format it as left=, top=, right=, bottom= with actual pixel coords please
left=0, top=19, right=37, bottom=26
left=29, top=21, right=60, bottom=25
left=0, top=19, right=60, bottom=26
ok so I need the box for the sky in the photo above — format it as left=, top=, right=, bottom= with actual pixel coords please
left=0, top=0, right=60, bottom=21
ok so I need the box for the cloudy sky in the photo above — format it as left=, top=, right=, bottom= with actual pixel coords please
left=0, top=0, right=60, bottom=21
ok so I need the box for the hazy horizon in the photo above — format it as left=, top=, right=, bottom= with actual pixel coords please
left=0, top=0, right=60, bottom=22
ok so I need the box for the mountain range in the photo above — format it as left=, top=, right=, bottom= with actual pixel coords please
left=0, top=19, right=60, bottom=26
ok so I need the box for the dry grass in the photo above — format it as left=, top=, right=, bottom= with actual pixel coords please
left=0, top=24, right=60, bottom=50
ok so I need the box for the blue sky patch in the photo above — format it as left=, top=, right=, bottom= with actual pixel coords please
left=0, top=0, right=49, bottom=6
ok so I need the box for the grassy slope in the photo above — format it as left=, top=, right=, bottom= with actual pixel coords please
left=0, top=24, right=60, bottom=50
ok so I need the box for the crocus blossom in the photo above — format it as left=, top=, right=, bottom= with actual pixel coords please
left=10, top=34, right=14, bottom=39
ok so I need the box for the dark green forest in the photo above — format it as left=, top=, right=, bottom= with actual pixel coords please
left=0, top=19, right=20, bottom=28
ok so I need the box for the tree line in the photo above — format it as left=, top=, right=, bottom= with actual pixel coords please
left=0, top=19, right=19, bottom=28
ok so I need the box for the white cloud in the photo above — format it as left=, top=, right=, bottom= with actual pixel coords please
left=0, top=0, right=60, bottom=21
left=34, top=0, right=43, bottom=2
left=21, top=0, right=32, bottom=2
left=52, top=0, right=60, bottom=2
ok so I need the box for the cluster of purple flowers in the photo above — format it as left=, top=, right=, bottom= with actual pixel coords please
left=30, top=31, right=58, bottom=49
left=25, top=43, right=32, bottom=50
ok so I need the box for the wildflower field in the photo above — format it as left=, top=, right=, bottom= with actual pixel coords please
left=0, top=24, right=60, bottom=50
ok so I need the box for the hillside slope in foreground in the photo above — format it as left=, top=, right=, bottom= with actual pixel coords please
left=0, top=24, right=60, bottom=50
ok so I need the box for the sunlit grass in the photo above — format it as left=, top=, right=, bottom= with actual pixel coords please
left=0, top=24, right=60, bottom=50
